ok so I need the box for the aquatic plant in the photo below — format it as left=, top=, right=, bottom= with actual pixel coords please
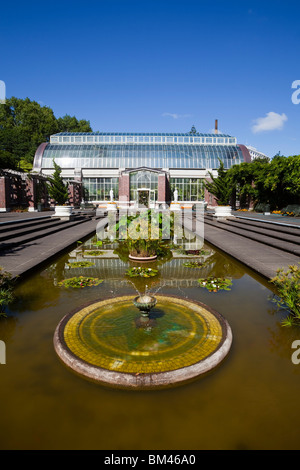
left=198, top=277, right=232, bottom=292
left=183, top=260, right=210, bottom=268
left=270, top=264, right=300, bottom=327
left=67, top=261, right=95, bottom=268
left=58, top=276, right=103, bottom=288
left=125, top=267, right=159, bottom=278
left=93, top=240, right=103, bottom=247
left=176, top=248, right=211, bottom=256
left=84, top=250, right=104, bottom=256
left=0, top=267, right=16, bottom=316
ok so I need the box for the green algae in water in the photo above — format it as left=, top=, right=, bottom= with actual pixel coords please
left=64, top=296, right=222, bottom=374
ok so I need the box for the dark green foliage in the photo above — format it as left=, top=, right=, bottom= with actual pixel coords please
left=227, top=155, right=300, bottom=211
left=84, top=250, right=104, bottom=256
left=0, top=267, right=16, bottom=316
left=56, top=114, right=92, bottom=133
left=112, top=210, right=174, bottom=259
left=0, top=97, right=58, bottom=170
left=57, top=276, right=103, bottom=288
left=67, top=261, right=95, bottom=268
left=270, top=264, right=300, bottom=327
left=204, top=159, right=233, bottom=205
left=47, top=160, right=69, bottom=205
left=125, top=267, right=159, bottom=278
left=0, top=97, right=92, bottom=171
left=198, top=277, right=232, bottom=292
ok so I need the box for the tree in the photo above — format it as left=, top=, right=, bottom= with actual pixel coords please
left=204, top=159, right=233, bottom=205
left=284, top=155, right=300, bottom=199
left=226, top=155, right=300, bottom=210
left=0, top=97, right=93, bottom=171
left=227, top=158, right=270, bottom=209
left=0, top=97, right=58, bottom=170
left=47, top=160, right=69, bottom=205
left=57, top=114, right=92, bottom=133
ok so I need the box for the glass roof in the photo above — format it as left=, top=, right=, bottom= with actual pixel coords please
left=37, top=143, right=243, bottom=170
left=53, top=132, right=232, bottom=138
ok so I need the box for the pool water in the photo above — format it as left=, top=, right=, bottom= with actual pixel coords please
left=0, top=237, right=299, bottom=450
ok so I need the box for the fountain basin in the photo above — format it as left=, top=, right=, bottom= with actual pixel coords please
left=54, top=295, right=232, bottom=389
left=133, top=295, right=157, bottom=315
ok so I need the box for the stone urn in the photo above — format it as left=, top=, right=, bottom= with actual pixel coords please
left=213, top=205, right=233, bottom=219
left=52, top=205, right=74, bottom=220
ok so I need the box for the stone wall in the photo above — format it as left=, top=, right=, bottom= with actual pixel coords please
left=0, top=170, right=82, bottom=212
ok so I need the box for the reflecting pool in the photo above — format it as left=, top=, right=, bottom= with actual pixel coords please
left=0, top=235, right=299, bottom=450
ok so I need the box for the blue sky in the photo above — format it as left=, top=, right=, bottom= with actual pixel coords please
left=1, top=0, right=300, bottom=158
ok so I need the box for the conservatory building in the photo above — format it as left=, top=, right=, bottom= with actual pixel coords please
left=33, top=131, right=252, bottom=208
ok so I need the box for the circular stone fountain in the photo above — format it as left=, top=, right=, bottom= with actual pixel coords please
left=54, top=295, right=232, bottom=389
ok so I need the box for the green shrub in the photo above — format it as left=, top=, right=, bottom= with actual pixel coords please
left=0, top=267, right=16, bottom=316
left=270, top=264, right=300, bottom=326
left=47, top=160, right=69, bottom=205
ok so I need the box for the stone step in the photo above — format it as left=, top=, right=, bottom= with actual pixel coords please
left=203, top=216, right=300, bottom=256
left=0, top=218, right=71, bottom=242
left=216, top=218, right=300, bottom=246
left=225, top=216, right=300, bottom=235
left=0, top=217, right=89, bottom=252
left=0, top=215, right=52, bottom=231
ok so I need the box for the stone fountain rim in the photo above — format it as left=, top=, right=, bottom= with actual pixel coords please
left=53, top=294, right=233, bottom=390
left=128, top=254, right=158, bottom=261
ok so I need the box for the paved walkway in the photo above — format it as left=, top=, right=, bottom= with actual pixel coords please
left=184, top=212, right=300, bottom=280
left=232, top=210, right=300, bottom=227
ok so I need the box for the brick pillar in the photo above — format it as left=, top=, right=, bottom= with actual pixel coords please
left=0, top=176, right=10, bottom=212
left=204, top=184, right=218, bottom=207
left=68, top=183, right=82, bottom=207
left=118, top=174, right=130, bottom=207
left=26, top=177, right=36, bottom=212
left=158, top=173, right=166, bottom=204
left=68, top=184, right=75, bottom=206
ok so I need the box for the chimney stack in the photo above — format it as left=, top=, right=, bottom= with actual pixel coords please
left=215, top=119, right=218, bottom=135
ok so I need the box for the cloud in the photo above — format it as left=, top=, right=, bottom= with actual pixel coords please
left=252, top=112, right=288, bottom=133
left=162, top=112, right=192, bottom=119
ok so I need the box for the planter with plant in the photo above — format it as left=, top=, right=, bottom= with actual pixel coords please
left=204, top=158, right=234, bottom=218
left=113, top=210, right=174, bottom=261
left=47, top=160, right=73, bottom=219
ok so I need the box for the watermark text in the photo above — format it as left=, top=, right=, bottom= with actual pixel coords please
left=0, top=80, right=5, bottom=104
left=291, top=80, right=300, bottom=105
left=0, top=340, right=6, bottom=364
left=291, top=340, right=300, bottom=365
